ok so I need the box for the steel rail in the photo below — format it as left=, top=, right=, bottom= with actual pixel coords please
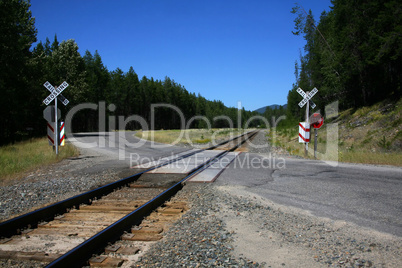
left=0, top=130, right=255, bottom=238
left=0, top=149, right=195, bottom=238
left=45, top=130, right=258, bottom=268
left=46, top=179, right=185, bottom=268
left=229, top=130, right=258, bottom=151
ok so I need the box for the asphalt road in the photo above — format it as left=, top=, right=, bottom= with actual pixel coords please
left=68, top=131, right=402, bottom=237
left=216, top=153, right=402, bottom=237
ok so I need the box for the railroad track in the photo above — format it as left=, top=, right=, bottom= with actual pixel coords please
left=0, top=130, right=258, bottom=267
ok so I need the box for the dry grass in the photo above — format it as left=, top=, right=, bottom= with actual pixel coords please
left=339, top=151, right=401, bottom=166
left=269, top=129, right=402, bottom=166
left=0, top=138, right=79, bottom=181
left=268, top=99, right=402, bottom=166
left=135, top=128, right=247, bottom=146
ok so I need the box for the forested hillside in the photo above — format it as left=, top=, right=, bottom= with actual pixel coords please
left=2, top=0, right=400, bottom=146
left=287, top=0, right=401, bottom=121
left=0, top=0, right=258, bottom=145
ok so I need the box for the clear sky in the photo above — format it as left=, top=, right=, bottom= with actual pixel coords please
left=29, top=0, right=332, bottom=112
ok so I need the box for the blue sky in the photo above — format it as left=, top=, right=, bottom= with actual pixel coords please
left=30, top=0, right=332, bottom=112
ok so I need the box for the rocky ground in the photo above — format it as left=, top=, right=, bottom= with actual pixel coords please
left=0, top=148, right=124, bottom=222
left=0, top=131, right=401, bottom=267
left=138, top=183, right=401, bottom=267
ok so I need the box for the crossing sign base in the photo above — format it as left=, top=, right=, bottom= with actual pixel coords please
left=47, top=122, right=65, bottom=146
left=60, top=122, right=65, bottom=146
left=47, top=122, right=55, bottom=145
left=299, top=122, right=310, bottom=143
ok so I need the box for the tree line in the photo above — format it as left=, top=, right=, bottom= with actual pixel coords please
left=33, top=39, right=258, bottom=132
left=0, top=0, right=259, bottom=145
left=4, top=0, right=397, bottom=145
left=287, top=0, right=401, bottom=121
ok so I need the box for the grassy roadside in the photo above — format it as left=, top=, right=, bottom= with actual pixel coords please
left=135, top=128, right=247, bottom=146
left=269, top=99, right=402, bottom=166
left=0, top=137, right=79, bottom=183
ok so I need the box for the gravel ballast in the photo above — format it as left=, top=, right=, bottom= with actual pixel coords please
left=139, top=184, right=260, bottom=267
left=0, top=148, right=124, bottom=222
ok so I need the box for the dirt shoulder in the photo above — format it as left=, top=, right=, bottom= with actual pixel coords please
left=215, top=184, right=401, bottom=267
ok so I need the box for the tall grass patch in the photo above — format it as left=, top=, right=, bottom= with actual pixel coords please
left=340, top=151, right=402, bottom=166
left=0, top=138, right=79, bottom=181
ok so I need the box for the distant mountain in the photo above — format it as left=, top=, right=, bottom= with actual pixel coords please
left=254, top=104, right=287, bottom=114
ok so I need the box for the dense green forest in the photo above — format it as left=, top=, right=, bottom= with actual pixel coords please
left=287, top=0, right=401, bottom=121
left=0, top=0, right=258, bottom=145
left=1, top=0, right=401, bottom=145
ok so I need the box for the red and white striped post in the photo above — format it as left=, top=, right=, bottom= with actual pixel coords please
left=47, top=122, right=55, bottom=146
left=60, top=122, right=65, bottom=146
left=298, top=122, right=310, bottom=143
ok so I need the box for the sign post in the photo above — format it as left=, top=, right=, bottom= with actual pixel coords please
left=55, top=91, right=58, bottom=155
left=42, top=81, right=69, bottom=155
left=305, top=92, right=310, bottom=156
left=297, top=87, right=318, bottom=157
left=314, top=128, right=317, bottom=159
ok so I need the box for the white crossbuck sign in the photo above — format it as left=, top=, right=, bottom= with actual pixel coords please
left=43, top=81, right=69, bottom=106
left=297, top=87, right=317, bottom=109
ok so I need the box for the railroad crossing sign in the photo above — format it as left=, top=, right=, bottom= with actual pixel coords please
left=43, top=81, right=69, bottom=106
left=296, top=87, right=319, bottom=157
left=297, top=87, right=317, bottom=109
left=42, top=81, right=69, bottom=155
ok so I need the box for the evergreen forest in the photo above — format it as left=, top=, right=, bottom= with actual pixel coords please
left=1, top=0, right=401, bottom=145
left=286, top=0, right=401, bottom=121
left=0, top=0, right=259, bottom=145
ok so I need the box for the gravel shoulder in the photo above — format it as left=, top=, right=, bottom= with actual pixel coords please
left=137, top=183, right=401, bottom=267
left=215, top=185, right=401, bottom=267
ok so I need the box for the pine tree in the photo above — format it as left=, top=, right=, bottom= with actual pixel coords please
left=0, top=0, right=37, bottom=143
